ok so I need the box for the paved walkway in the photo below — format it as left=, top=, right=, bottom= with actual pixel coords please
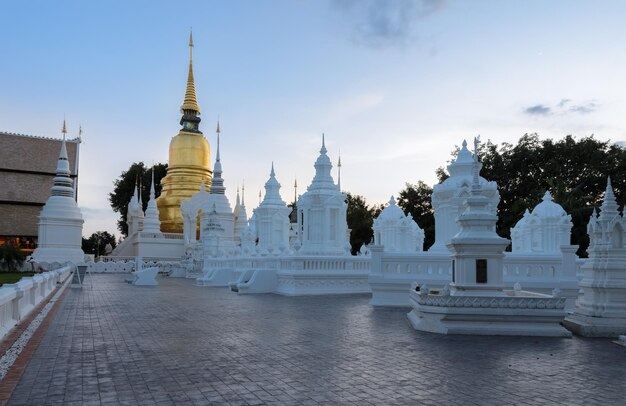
left=6, top=274, right=626, bottom=405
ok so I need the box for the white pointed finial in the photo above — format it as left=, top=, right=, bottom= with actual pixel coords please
left=337, top=151, right=342, bottom=191
left=215, top=118, right=221, bottom=162
left=270, top=162, right=275, bottom=177
left=294, top=177, right=298, bottom=203
left=242, top=180, right=245, bottom=203
left=150, top=168, right=155, bottom=199
left=606, top=175, right=614, bottom=197
left=542, top=191, right=552, bottom=202
left=320, top=133, right=327, bottom=154
left=473, top=136, right=480, bottom=162
left=388, top=196, right=395, bottom=206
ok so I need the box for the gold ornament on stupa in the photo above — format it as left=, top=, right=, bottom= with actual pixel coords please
left=156, top=31, right=212, bottom=233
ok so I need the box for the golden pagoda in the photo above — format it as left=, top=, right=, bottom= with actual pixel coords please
left=157, top=32, right=212, bottom=233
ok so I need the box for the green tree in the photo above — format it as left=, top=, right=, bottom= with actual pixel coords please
left=0, top=243, right=26, bottom=272
left=397, top=181, right=435, bottom=250
left=472, top=134, right=625, bottom=256
left=82, top=231, right=118, bottom=257
left=346, top=193, right=376, bottom=255
left=109, top=162, right=167, bottom=236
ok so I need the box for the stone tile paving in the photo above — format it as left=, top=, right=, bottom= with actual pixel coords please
left=6, top=274, right=626, bottom=405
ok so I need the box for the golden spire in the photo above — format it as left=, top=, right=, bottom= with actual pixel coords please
left=180, top=30, right=201, bottom=114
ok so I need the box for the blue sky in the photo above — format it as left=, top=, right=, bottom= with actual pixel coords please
left=1, top=0, right=625, bottom=237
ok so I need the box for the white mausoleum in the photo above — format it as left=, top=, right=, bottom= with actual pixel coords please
left=32, top=122, right=85, bottom=264
left=565, top=177, right=626, bottom=337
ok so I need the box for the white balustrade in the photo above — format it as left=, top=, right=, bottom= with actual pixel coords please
left=0, top=265, right=72, bottom=342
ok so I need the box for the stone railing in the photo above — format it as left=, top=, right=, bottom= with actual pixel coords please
left=0, top=265, right=73, bottom=341
left=138, top=232, right=184, bottom=240
left=87, top=258, right=182, bottom=273
left=201, top=255, right=371, bottom=274
left=371, top=246, right=582, bottom=286
left=411, top=290, right=567, bottom=310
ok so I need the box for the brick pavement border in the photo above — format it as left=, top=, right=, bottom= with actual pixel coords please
left=0, top=277, right=71, bottom=406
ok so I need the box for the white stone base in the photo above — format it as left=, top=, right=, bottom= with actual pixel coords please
left=276, top=271, right=370, bottom=296
left=196, top=268, right=234, bottom=287
left=31, top=248, right=85, bottom=265
left=369, top=274, right=446, bottom=307
left=563, top=313, right=626, bottom=338
left=407, top=290, right=571, bottom=337
left=369, top=274, right=579, bottom=309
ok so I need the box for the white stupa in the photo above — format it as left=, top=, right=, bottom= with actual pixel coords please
left=373, top=196, right=424, bottom=252
left=252, top=163, right=291, bottom=254
left=142, top=169, right=162, bottom=236
left=430, top=140, right=499, bottom=252
left=233, top=185, right=249, bottom=243
left=181, top=180, right=209, bottom=247
left=127, top=181, right=142, bottom=236
left=297, top=135, right=350, bottom=255
left=408, top=138, right=570, bottom=336
left=565, top=177, right=626, bottom=337
left=511, top=191, right=572, bottom=253
left=32, top=121, right=85, bottom=264
left=199, top=120, right=235, bottom=254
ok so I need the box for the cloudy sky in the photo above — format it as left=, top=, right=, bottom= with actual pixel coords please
left=1, top=0, right=625, bottom=238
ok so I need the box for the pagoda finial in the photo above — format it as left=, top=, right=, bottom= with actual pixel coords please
left=321, top=133, right=327, bottom=154
left=150, top=168, right=156, bottom=199
left=215, top=117, right=221, bottom=162
left=471, top=136, right=481, bottom=192
left=56, top=120, right=70, bottom=177
left=180, top=29, right=201, bottom=114
left=259, top=189, right=262, bottom=205
left=242, top=180, right=245, bottom=203
left=542, top=190, right=553, bottom=202
left=294, top=178, right=298, bottom=204
left=337, top=151, right=342, bottom=191
left=270, top=162, right=275, bottom=177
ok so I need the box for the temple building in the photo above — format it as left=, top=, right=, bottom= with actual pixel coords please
left=252, top=163, right=291, bottom=254
left=157, top=32, right=212, bottom=233
left=296, top=136, right=350, bottom=256
left=0, top=128, right=80, bottom=254
left=430, top=140, right=499, bottom=252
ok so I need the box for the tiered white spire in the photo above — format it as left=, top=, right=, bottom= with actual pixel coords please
left=599, top=176, right=619, bottom=221
left=142, top=169, right=162, bottom=234
left=235, top=183, right=249, bottom=235
left=52, top=126, right=73, bottom=198
left=260, top=163, right=287, bottom=206
left=309, top=134, right=336, bottom=191
left=210, top=119, right=225, bottom=195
